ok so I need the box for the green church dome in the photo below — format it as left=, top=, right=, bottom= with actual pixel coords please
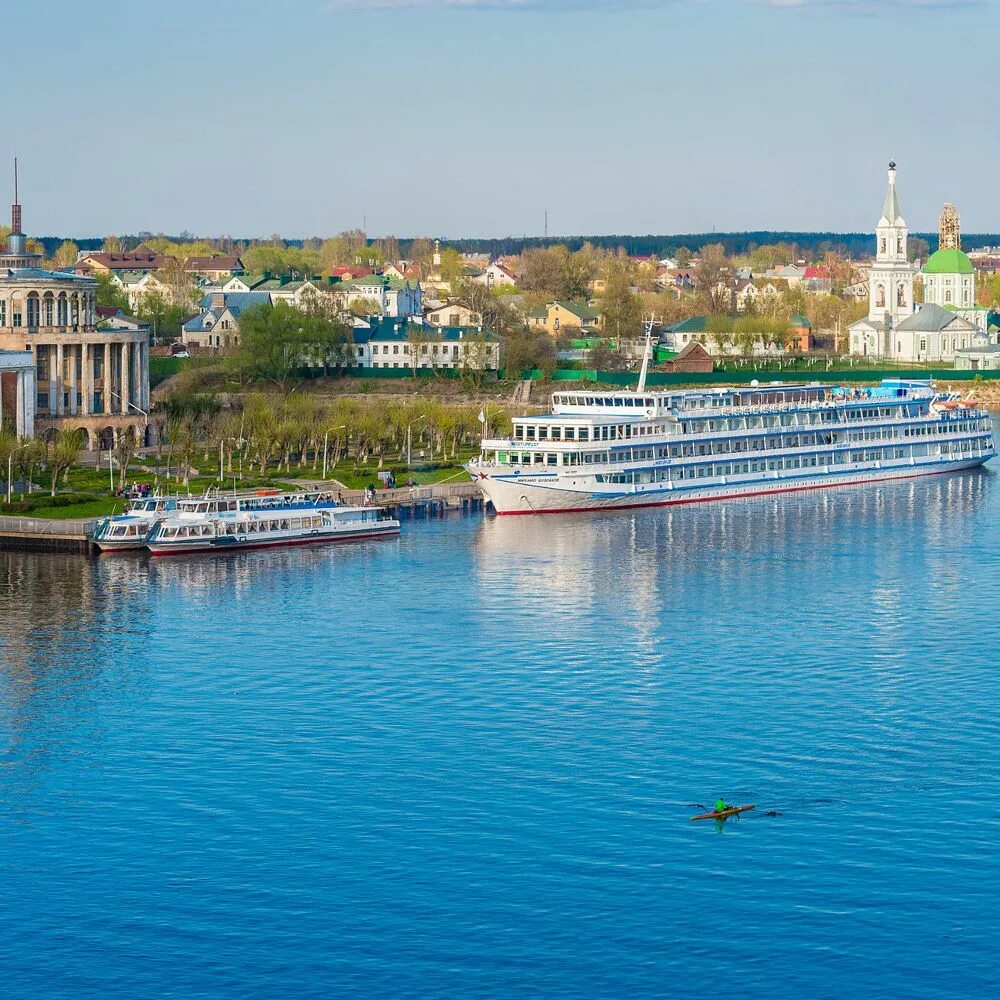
left=923, top=248, right=974, bottom=275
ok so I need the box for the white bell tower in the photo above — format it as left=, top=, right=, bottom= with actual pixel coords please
left=867, top=161, right=916, bottom=341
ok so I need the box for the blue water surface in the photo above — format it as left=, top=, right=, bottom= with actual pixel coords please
left=1, top=467, right=999, bottom=999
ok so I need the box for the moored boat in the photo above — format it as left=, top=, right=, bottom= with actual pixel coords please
left=91, top=496, right=179, bottom=551
left=468, top=359, right=995, bottom=516
left=146, top=500, right=399, bottom=556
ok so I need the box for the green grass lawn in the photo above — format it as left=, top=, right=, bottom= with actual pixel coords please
left=327, top=465, right=470, bottom=490
left=29, top=498, right=127, bottom=520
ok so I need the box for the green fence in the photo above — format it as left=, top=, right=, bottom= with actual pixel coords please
left=519, top=368, right=1000, bottom=387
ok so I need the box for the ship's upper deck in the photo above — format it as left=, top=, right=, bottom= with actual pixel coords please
left=549, top=379, right=936, bottom=419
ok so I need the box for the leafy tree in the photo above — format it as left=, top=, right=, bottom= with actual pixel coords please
left=102, top=235, right=124, bottom=253
left=407, top=238, right=435, bottom=274
left=378, top=235, right=400, bottom=264
left=53, top=240, right=79, bottom=268
left=438, top=247, right=465, bottom=286
left=520, top=246, right=569, bottom=296
left=908, top=237, right=930, bottom=263
left=95, top=271, right=131, bottom=312
left=459, top=333, right=494, bottom=386
left=502, top=330, right=557, bottom=378
left=49, top=428, right=84, bottom=495
left=695, top=243, right=731, bottom=315
left=230, top=301, right=351, bottom=390
left=349, top=296, right=382, bottom=318
left=675, top=246, right=692, bottom=267
left=457, top=282, right=520, bottom=335
left=600, top=258, right=642, bottom=340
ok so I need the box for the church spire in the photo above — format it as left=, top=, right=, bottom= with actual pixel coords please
left=881, top=160, right=903, bottom=225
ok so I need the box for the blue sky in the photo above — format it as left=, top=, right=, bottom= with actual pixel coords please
left=6, top=0, right=998, bottom=239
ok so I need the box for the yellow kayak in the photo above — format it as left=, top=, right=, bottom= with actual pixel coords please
left=690, top=804, right=756, bottom=822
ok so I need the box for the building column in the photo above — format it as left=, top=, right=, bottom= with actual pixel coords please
left=81, top=343, right=91, bottom=416
left=69, top=344, right=78, bottom=415
left=103, top=342, right=112, bottom=415
left=0, top=371, right=4, bottom=432
left=121, top=341, right=131, bottom=414
left=55, top=342, right=65, bottom=415
left=48, top=347, right=58, bottom=416
left=141, top=340, right=150, bottom=409
left=16, top=368, right=35, bottom=438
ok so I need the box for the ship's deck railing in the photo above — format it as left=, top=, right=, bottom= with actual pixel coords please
left=674, top=392, right=932, bottom=419
left=478, top=410, right=990, bottom=458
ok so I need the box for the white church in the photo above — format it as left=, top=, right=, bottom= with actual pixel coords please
left=849, top=162, right=993, bottom=363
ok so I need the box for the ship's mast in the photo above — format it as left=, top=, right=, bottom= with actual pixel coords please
left=636, top=315, right=656, bottom=393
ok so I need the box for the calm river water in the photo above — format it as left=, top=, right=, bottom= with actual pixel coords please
left=1, top=468, right=999, bottom=998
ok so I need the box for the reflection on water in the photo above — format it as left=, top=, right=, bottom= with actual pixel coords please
left=0, top=468, right=998, bottom=998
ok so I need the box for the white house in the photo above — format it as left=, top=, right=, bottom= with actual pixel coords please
left=472, top=262, right=518, bottom=289
left=181, top=291, right=272, bottom=351
left=350, top=317, right=499, bottom=372
left=333, top=275, right=422, bottom=318
left=424, top=302, right=481, bottom=327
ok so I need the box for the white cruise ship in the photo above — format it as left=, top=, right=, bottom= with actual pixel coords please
left=468, top=377, right=994, bottom=516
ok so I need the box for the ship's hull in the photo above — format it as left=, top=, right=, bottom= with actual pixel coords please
left=148, top=523, right=399, bottom=556
left=94, top=538, right=150, bottom=552
left=471, top=456, right=992, bottom=515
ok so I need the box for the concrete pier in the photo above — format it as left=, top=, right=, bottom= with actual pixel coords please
left=0, top=515, right=96, bottom=553
left=340, top=481, right=487, bottom=517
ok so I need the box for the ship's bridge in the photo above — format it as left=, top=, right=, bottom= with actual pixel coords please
left=551, top=392, right=672, bottom=416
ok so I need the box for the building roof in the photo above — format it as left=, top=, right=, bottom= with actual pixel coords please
left=185, top=254, right=243, bottom=272
left=77, top=245, right=165, bottom=271
left=955, top=344, right=1000, bottom=355
left=1, top=266, right=94, bottom=284
left=352, top=317, right=497, bottom=344
left=198, top=291, right=271, bottom=315
left=895, top=303, right=977, bottom=333
left=665, top=316, right=708, bottom=333
left=552, top=300, right=599, bottom=322
left=923, top=248, right=975, bottom=275
left=790, top=314, right=812, bottom=329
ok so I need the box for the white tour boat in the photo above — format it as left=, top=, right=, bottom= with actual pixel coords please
left=468, top=346, right=994, bottom=515
left=91, top=496, right=180, bottom=552
left=145, top=494, right=399, bottom=555
left=92, top=487, right=347, bottom=552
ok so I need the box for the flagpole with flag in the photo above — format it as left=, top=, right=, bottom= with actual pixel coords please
left=478, top=408, right=487, bottom=442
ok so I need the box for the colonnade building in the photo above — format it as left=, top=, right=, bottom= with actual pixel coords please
left=0, top=189, right=150, bottom=449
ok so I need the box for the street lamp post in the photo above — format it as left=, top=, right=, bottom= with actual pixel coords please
left=407, top=414, right=427, bottom=468
left=108, top=391, right=150, bottom=491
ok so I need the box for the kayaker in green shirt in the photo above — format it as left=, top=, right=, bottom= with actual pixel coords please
left=714, top=798, right=729, bottom=814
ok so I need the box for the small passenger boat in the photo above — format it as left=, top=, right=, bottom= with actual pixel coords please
left=91, top=496, right=179, bottom=552
left=146, top=500, right=399, bottom=556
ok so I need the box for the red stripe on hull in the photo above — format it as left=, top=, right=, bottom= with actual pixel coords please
left=492, top=464, right=983, bottom=516
left=149, top=528, right=399, bottom=556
